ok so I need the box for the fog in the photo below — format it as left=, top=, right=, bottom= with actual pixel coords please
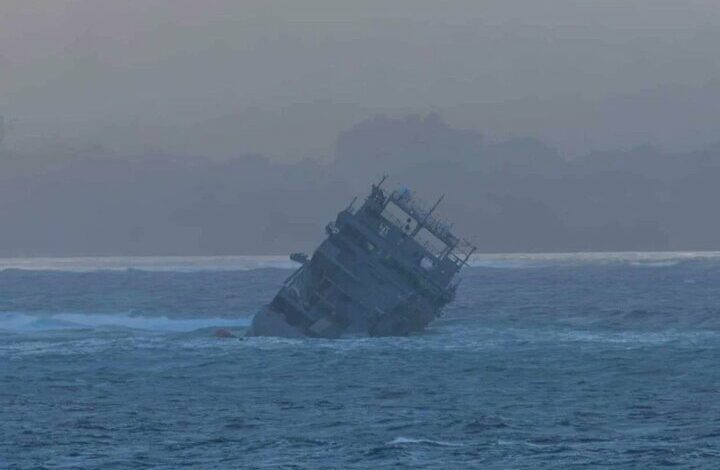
left=1, top=1, right=719, bottom=255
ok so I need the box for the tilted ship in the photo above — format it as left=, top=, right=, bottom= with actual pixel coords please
left=248, top=177, right=475, bottom=338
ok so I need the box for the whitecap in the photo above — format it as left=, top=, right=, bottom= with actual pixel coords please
left=467, top=251, right=720, bottom=269
left=0, top=312, right=250, bottom=333
left=3, top=251, right=720, bottom=273
left=388, top=437, right=464, bottom=447
left=0, top=255, right=296, bottom=273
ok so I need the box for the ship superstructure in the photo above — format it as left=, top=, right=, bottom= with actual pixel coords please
left=248, top=177, right=475, bottom=338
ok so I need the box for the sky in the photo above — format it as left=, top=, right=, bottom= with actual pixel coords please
left=1, top=1, right=720, bottom=255
left=2, top=0, right=720, bottom=160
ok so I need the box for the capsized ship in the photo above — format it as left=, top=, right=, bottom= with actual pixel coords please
left=248, top=177, right=476, bottom=338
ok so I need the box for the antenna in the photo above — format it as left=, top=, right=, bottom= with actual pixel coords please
left=461, top=244, right=477, bottom=266
left=412, top=194, right=444, bottom=236
left=377, top=174, right=388, bottom=188
left=426, top=194, right=444, bottom=219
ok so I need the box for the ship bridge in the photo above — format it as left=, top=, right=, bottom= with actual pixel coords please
left=378, top=185, right=475, bottom=268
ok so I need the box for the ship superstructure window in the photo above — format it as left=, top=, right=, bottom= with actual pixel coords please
left=414, top=227, right=448, bottom=257
left=381, top=201, right=418, bottom=234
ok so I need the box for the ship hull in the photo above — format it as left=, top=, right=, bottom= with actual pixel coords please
left=247, top=305, right=307, bottom=338
left=247, top=244, right=448, bottom=338
left=247, top=300, right=440, bottom=339
left=247, top=180, right=472, bottom=339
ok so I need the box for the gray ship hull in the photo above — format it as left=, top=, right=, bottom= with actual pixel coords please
left=248, top=305, right=306, bottom=338
left=247, top=179, right=474, bottom=338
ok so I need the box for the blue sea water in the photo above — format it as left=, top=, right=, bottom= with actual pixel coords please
left=1, top=254, right=720, bottom=469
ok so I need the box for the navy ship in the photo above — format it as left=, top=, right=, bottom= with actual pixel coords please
left=248, top=177, right=475, bottom=338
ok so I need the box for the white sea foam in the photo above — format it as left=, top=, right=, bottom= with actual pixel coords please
left=555, top=329, right=718, bottom=345
left=389, top=437, right=464, bottom=447
left=466, top=251, right=720, bottom=268
left=1, top=251, right=719, bottom=273
left=0, top=251, right=720, bottom=272
left=0, top=312, right=250, bottom=333
left=0, top=256, right=296, bottom=273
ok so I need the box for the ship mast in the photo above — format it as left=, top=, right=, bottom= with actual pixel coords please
left=376, top=174, right=388, bottom=188
left=412, top=194, right=444, bottom=236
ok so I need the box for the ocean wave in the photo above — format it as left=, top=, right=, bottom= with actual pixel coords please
left=2, top=252, right=720, bottom=273
left=628, top=261, right=681, bottom=267
left=0, top=256, right=297, bottom=273
left=466, top=251, right=720, bottom=269
left=0, top=312, right=250, bottom=333
left=388, top=437, right=465, bottom=447
left=553, top=329, right=719, bottom=345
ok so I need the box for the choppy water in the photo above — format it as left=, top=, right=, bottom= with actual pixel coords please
left=1, top=254, right=719, bottom=469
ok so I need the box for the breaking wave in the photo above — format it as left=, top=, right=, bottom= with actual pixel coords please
left=466, top=251, right=720, bottom=269
left=0, top=256, right=296, bottom=273
left=0, top=312, right=250, bottom=333
left=388, top=437, right=465, bottom=447
left=2, top=252, right=720, bottom=273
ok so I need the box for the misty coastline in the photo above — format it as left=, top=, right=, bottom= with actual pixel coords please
left=2, top=114, right=720, bottom=257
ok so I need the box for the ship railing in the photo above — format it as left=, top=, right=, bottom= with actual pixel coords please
left=446, top=239, right=476, bottom=267
left=389, top=191, right=458, bottom=246
left=418, top=240, right=445, bottom=259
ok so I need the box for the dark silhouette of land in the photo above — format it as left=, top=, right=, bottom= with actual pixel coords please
left=1, top=114, right=719, bottom=256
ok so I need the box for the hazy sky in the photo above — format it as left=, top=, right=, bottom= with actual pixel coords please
left=2, top=2, right=720, bottom=255
left=2, top=0, right=720, bottom=159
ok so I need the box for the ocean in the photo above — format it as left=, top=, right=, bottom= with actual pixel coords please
left=1, top=253, right=719, bottom=469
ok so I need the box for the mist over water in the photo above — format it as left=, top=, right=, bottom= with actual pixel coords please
left=2, top=255, right=719, bottom=468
